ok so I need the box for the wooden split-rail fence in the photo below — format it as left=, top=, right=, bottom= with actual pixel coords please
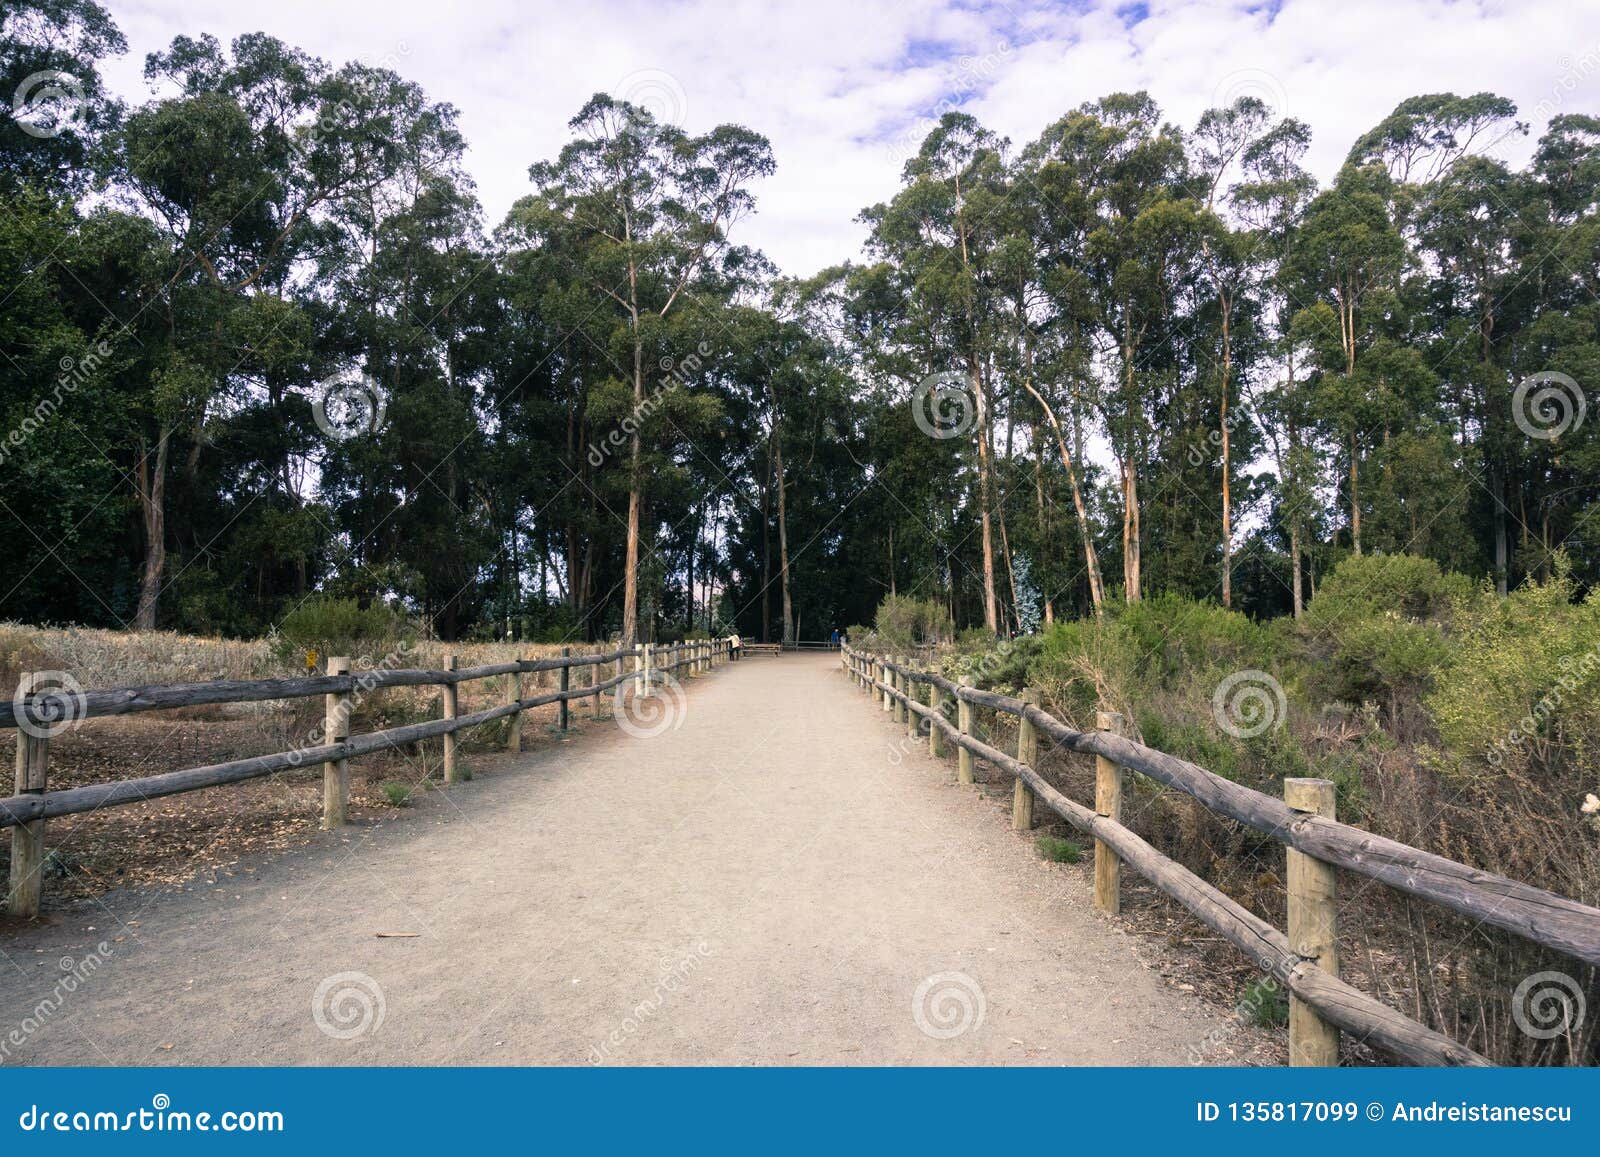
left=842, top=644, right=1600, bottom=1067
left=2, top=638, right=730, bottom=917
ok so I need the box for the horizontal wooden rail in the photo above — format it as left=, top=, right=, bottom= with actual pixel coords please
left=843, top=644, right=1600, bottom=1066
left=0, top=649, right=635, bottom=730
left=887, top=681, right=1487, bottom=1066
left=4, top=638, right=731, bottom=917
left=862, top=650, right=1600, bottom=967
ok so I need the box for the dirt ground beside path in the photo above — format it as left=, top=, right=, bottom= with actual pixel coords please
left=0, top=653, right=1241, bottom=1066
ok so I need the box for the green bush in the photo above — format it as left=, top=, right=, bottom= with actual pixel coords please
left=1301, top=554, right=1468, bottom=710
left=1425, top=559, right=1600, bottom=780
left=1238, top=977, right=1289, bottom=1028
left=868, top=594, right=953, bottom=650
left=1035, top=834, right=1082, bottom=863
left=377, top=780, right=414, bottom=807
left=1304, top=553, right=1471, bottom=627
left=269, top=596, right=412, bottom=667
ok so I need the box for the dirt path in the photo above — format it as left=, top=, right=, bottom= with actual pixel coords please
left=0, top=654, right=1231, bottom=1066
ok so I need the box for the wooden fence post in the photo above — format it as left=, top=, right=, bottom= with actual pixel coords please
left=1093, top=710, right=1126, bottom=913
left=633, top=643, right=644, bottom=696
left=1286, top=777, right=1341, bottom=1066
left=507, top=657, right=525, bottom=752
left=591, top=657, right=602, bottom=718
left=443, top=654, right=460, bottom=785
left=559, top=647, right=571, bottom=732
left=904, top=673, right=918, bottom=739
left=957, top=678, right=974, bottom=786
left=322, top=657, right=350, bottom=830
left=927, top=681, right=945, bottom=758
left=894, top=669, right=907, bottom=726
left=1013, top=689, right=1039, bottom=831
left=8, top=672, right=49, bottom=917
left=880, top=661, right=891, bottom=712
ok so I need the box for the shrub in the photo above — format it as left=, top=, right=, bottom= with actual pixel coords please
left=1301, top=554, right=1468, bottom=719
left=377, top=781, right=414, bottom=807
left=1035, top=834, right=1082, bottom=863
left=1238, top=977, right=1289, bottom=1028
left=1425, top=559, right=1600, bottom=780
left=269, top=597, right=412, bottom=667
left=868, top=594, right=953, bottom=650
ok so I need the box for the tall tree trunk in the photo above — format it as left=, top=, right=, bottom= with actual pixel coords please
left=1290, top=523, right=1304, bottom=619
left=1348, top=434, right=1361, bottom=556
left=622, top=320, right=642, bottom=643
left=760, top=453, right=771, bottom=644
left=997, top=497, right=1020, bottom=635
left=970, top=356, right=999, bottom=633
left=133, top=425, right=171, bottom=631
left=1121, top=323, right=1143, bottom=603
left=1022, top=380, right=1104, bottom=612
left=774, top=425, right=794, bottom=645
left=1219, top=295, right=1233, bottom=609
left=1122, top=460, right=1143, bottom=602
left=1032, top=426, right=1055, bottom=625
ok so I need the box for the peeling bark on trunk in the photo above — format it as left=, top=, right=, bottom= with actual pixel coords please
left=134, top=426, right=171, bottom=631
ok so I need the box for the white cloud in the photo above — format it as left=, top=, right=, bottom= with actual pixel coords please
left=97, top=0, right=1594, bottom=275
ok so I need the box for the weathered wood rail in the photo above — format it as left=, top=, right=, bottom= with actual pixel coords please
left=842, top=645, right=1600, bottom=1067
left=3, top=638, right=729, bottom=917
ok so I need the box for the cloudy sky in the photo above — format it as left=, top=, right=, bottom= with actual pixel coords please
left=99, top=0, right=1589, bottom=275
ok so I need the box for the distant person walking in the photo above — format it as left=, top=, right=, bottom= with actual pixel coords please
left=728, top=633, right=742, bottom=661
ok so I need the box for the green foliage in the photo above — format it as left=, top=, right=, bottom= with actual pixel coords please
left=1301, top=554, right=1469, bottom=708
left=1425, top=559, right=1600, bottom=779
left=868, top=594, right=953, bottom=650
left=1035, top=834, right=1082, bottom=863
left=269, top=597, right=411, bottom=666
left=377, top=781, right=414, bottom=807
left=1238, top=977, right=1289, bottom=1028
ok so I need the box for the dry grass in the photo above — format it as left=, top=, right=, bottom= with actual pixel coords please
left=1, top=624, right=632, bottom=914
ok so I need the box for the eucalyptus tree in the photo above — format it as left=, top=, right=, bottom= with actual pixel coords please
left=1285, top=163, right=1409, bottom=556
left=1232, top=118, right=1318, bottom=613
left=1027, top=93, right=1197, bottom=602
left=1188, top=96, right=1274, bottom=607
left=861, top=112, right=1012, bottom=631
left=513, top=95, right=772, bottom=643
left=111, top=33, right=417, bottom=628
left=0, top=0, right=124, bottom=192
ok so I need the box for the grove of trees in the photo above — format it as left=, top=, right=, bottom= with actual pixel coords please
left=4, top=1, right=1598, bottom=644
